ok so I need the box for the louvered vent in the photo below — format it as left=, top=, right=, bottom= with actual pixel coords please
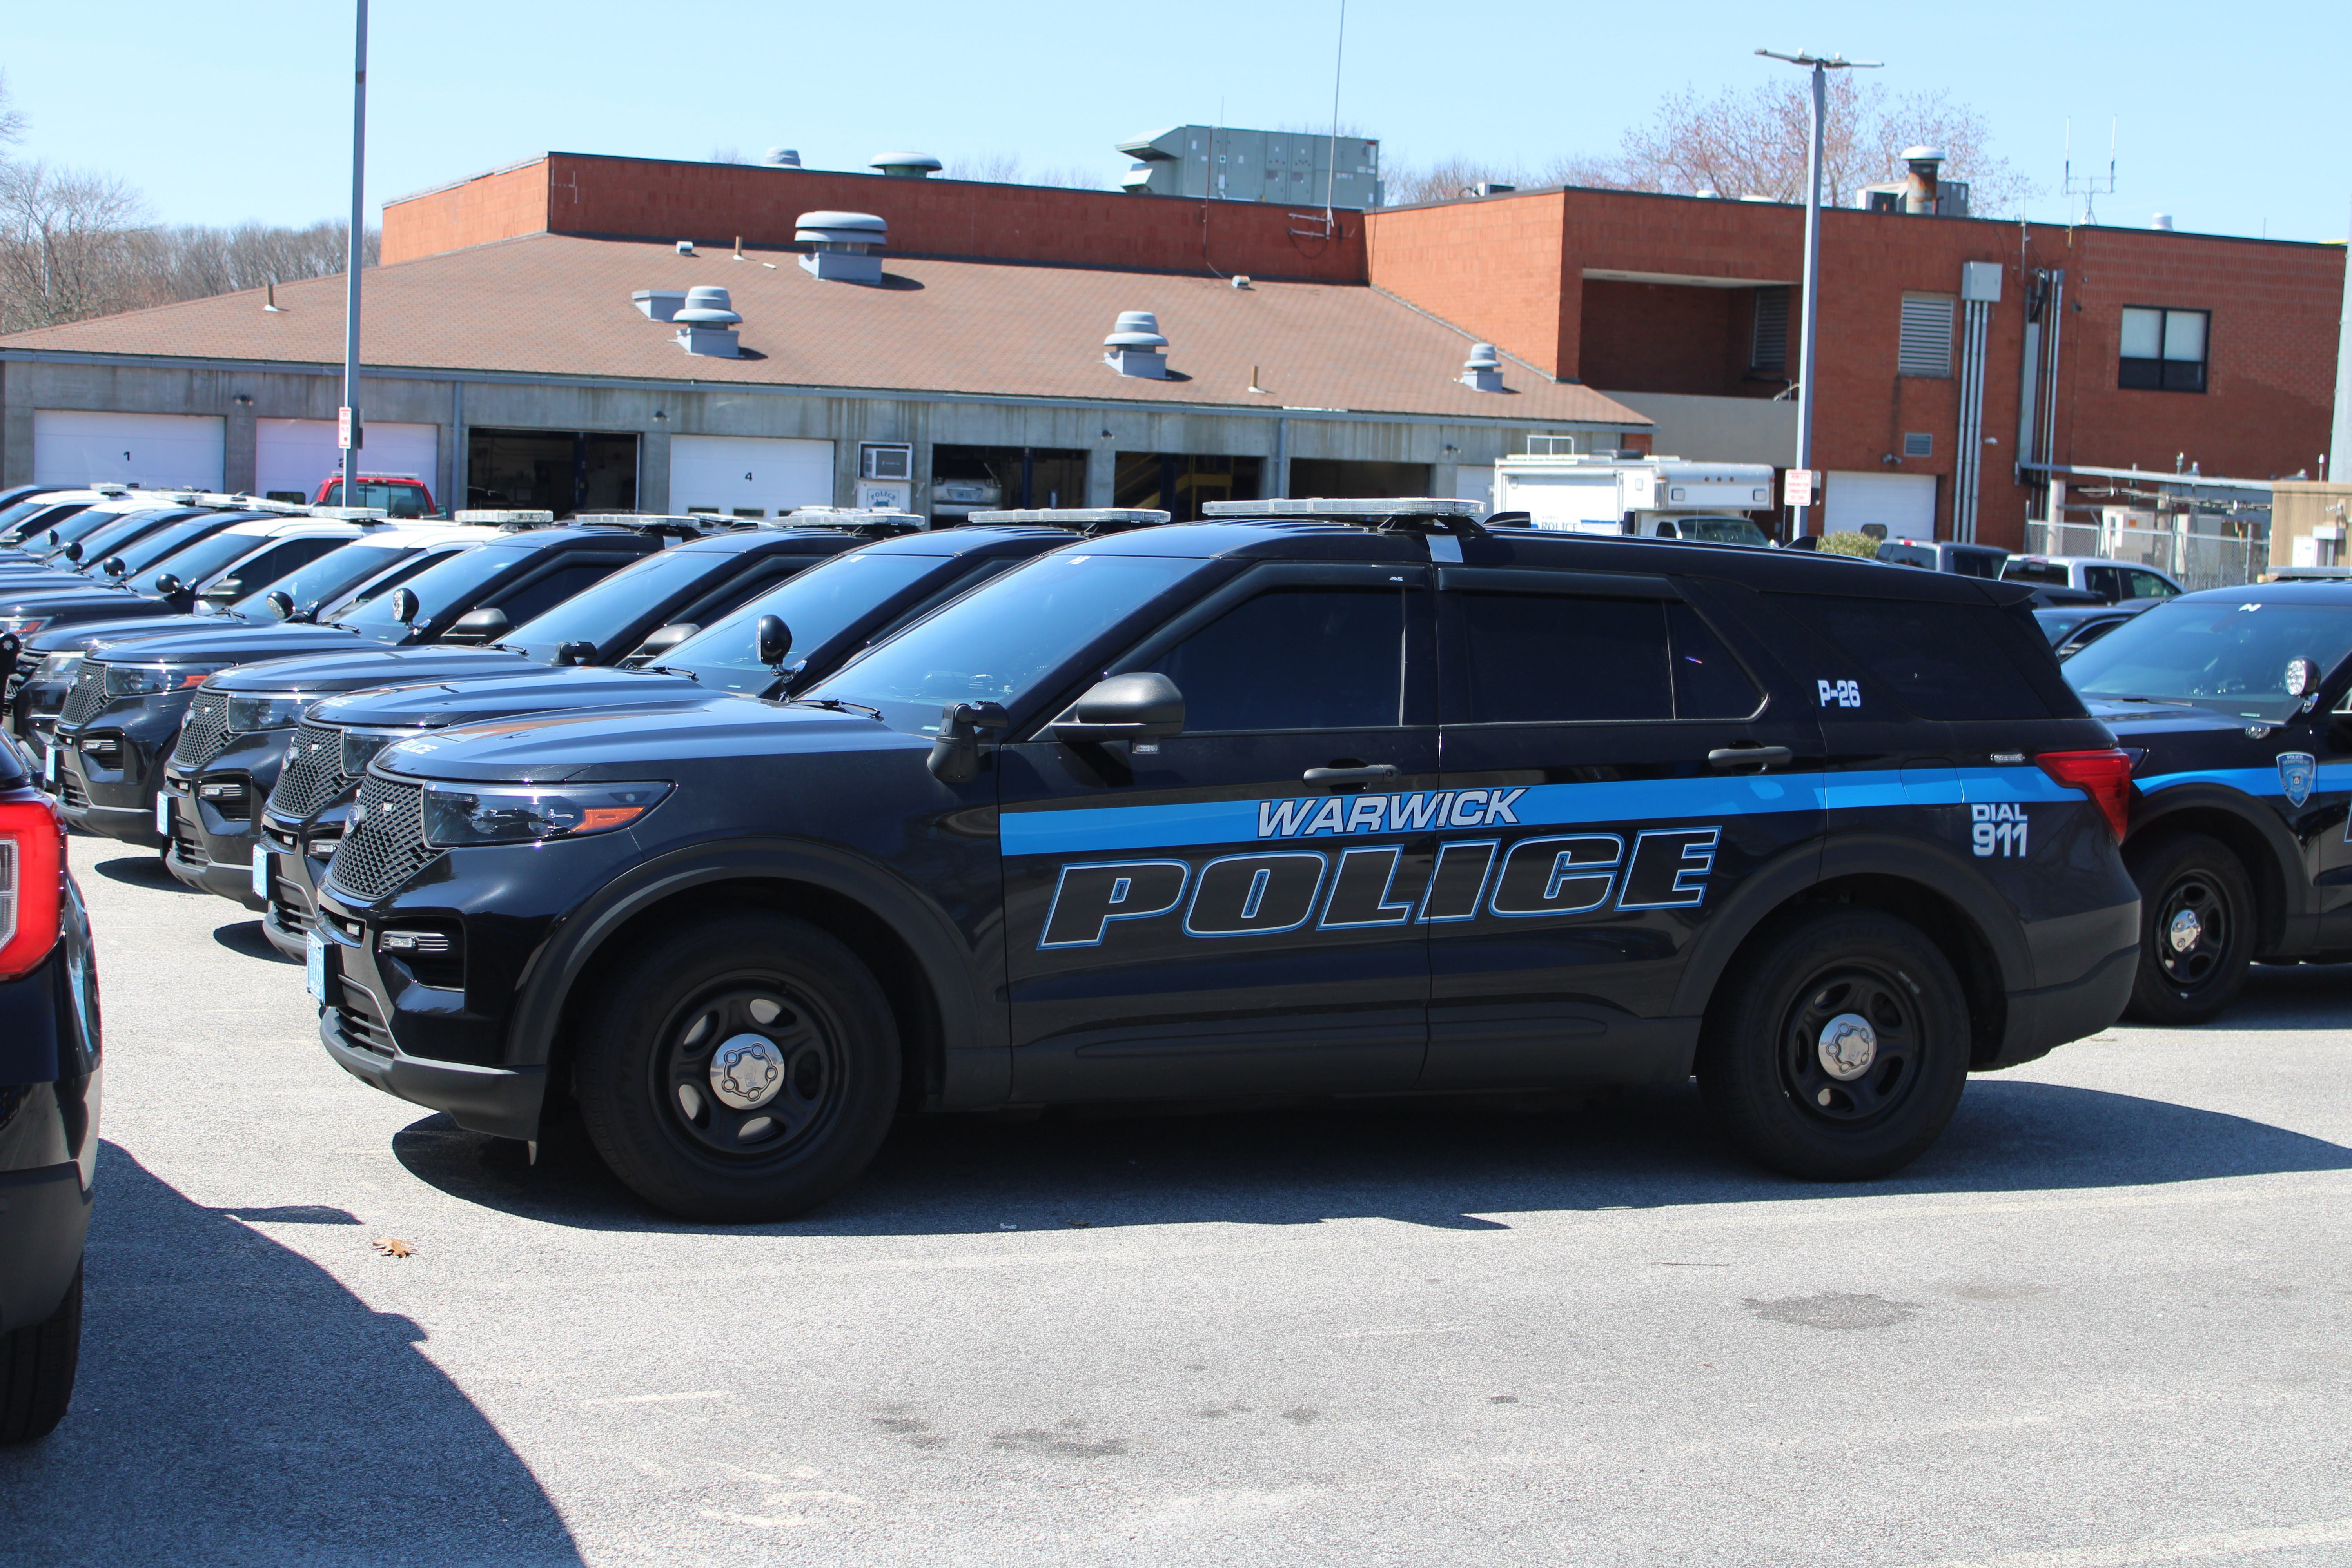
left=1898, top=294, right=1954, bottom=377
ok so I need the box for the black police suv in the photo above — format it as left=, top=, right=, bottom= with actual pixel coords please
left=2059, top=580, right=2352, bottom=1023
left=306, top=499, right=2141, bottom=1220
left=251, top=514, right=1163, bottom=955
left=47, top=518, right=674, bottom=851
left=0, top=737, right=100, bottom=1443
left=165, top=519, right=907, bottom=909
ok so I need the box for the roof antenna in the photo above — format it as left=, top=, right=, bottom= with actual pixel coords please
left=2062, top=117, right=2117, bottom=227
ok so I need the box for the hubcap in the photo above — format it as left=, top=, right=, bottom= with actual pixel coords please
left=2154, top=873, right=2230, bottom=993
left=656, top=984, right=842, bottom=1158
left=2167, top=907, right=2202, bottom=954
left=1817, top=1013, right=1877, bottom=1081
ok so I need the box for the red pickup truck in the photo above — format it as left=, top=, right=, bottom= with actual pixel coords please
left=311, top=475, right=435, bottom=517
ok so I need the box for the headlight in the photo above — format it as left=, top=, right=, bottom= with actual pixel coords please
left=341, top=727, right=411, bottom=777
left=37, top=652, right=83, bottom=682
left=103, top=663, right=221, bottom=697
left=0, top=616, right=47, bottom=637
left=419, top=780, right=671, bottom=848
left=225, top=692, right=309, bottom=733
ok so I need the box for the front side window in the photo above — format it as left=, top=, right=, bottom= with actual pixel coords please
left=330, top=543, right=530, bottom=639
left=236, top=541, right=411, bottom=616
left=2119, top=306, right=2208, bottom=393
left=1133, top=586, right=1406, bottom=732
left=809, top=552, right=1210, bottom=735
left=2065, top=600, right=2352, bottom=720
left=2126, top=570, right=2180, bottom=600
left=1441, top=592, right=1761, bottom=724
left=669, top=551, right=946, bottom=693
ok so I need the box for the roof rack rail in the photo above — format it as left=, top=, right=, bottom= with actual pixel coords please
left=1200, top=496, right=1488, bottom=535
left=783, top=506, right=929, bottom=538
left=965, top=507, right=1171, bottom=535
left=307, top=506, right=392, bottom=523
left=572, top=511, right=743, bottom=539
left=454, top=509, right=559, bottom=529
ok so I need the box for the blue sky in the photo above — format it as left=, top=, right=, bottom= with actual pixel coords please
left=8, top=0, right=2345, bottom=244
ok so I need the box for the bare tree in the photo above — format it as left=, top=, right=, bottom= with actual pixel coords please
left=708, top=147, right=748, bottom=165
left=0, top=162, right=151, bottom=331
left=943, top=152, right=1106, bottom=190
left=0, top=71, right=25, bottom=149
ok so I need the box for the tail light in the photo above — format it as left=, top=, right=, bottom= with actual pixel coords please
left=2037, top=749, right=2136, bottom=843
left=0, top=794, right=67, bottom=981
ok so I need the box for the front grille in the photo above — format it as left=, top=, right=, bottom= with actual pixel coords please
left=174, top=692, right=232, bottom=769
left=169, top=814, right=208, bottom=866
left=336, top=999, right=397, bottom=1058
left=271, top=722, right=349, bottom=820
left=328, top=776, right=439, bottom=901
left=57, top=773, right=87, bottom=809
left=58, top=663, right=107, bottom=728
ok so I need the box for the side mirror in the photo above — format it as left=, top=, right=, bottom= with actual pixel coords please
left=2285, top=656, right=2324, bottom=711
left=390, top=587, right=421, bottom=625
left=926, top=701, right=1011, bottom=784
left=200, top=580, right=241, bottom=603
left=101, top=556, right=127, bottom=578
left=553, top=640, right=596, bottom=667
left=755, top=615, right=793, bottom=668
left=1050, top=672, right=1185, bottom=743
left=447, top=606, right=509, bottom=644
left=632, top=622, right=698, bottom=661
left=62, top=542, right=83, bottom=563
left=154, top=573, right=184, bottom=599
left=264, top=590, right=296, bottom=621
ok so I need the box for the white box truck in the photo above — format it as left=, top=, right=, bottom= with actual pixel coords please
left=1492, top=454, right=1778, bottom=546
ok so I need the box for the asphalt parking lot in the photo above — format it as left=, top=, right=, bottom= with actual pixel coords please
left=4, top=833, right=2350, bottom=1568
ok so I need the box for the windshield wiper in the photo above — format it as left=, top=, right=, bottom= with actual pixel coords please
left=642, top=665, right=700, bottom=681
left=792, top=697, right=883, bottom=720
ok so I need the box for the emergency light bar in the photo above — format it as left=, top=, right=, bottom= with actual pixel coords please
left=965, top=508, right=1170, bottom=534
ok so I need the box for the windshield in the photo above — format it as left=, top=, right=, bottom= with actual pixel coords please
left=114, top=517, right=240, bottom=577
left=2064, top=599, right=2352, bottom=720
left=502, top=548, right=723, bottom=662
left=232, top=539, right=414, bottom=618
left=0, top=499, right=79, bottom=539
left=666, top=551, right=945, bottom=694
left=42, top=508, right=173, bottom=561
left=318, top=479, right=432, bottom=518
left=330, top=542, right=528, bottom=641
left=131, top=529, right=270, bottom=595
left=1671, top=515, right=1769, bottom=547
left=807, top=552, right=1210, bottom=733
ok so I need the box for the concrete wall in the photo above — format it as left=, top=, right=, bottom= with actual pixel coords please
left=1601, top=392, right=1798, bottom=467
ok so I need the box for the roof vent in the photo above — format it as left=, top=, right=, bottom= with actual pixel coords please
left=2152, top=212, right=2174, bottom=230
left=1461, top=342, right=1503, bottom=393
left=633, top=289, right=687, bottom=322
left=763, top=148, right=802, bottom=168
left=1695, top=186, right=1720, bottom=199
left=871, top=151, right=942, bottom=180
left=795, top=210, right=887, bottom=284
left=676, top=240, right=695, bottom=256
left=1104, top=310, right=1170, bottom=379
left=673, top=285, right=743, bottom=357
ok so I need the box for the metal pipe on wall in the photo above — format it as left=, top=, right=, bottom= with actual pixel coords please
left=1954, top=299, right=1990, bottom=542
left=339, top=0, right=368, bottom=500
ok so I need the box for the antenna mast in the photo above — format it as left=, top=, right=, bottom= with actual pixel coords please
left=2063, top=117, right=2118, bottom=227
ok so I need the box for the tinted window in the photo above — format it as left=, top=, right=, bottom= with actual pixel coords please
left=319, top=546, right=452, bottom=618
left=1448, top=592, right=1672, bottom=722
left=2002, top=561, right=2068, bottom=586
left=1140, top=587, right=1405, bottom=731
left=1946, top=548, right=2006, bottom=580
left=116, top=518, right=232, bottom=575
left=2065, top=600, right=2352, bottom=720
left=1777, top=593, right=2051, bottom=720
left=208, top=537, right=342, bottom=597
left=811, top=552, right=1209, bottom=735
left=503, top=549, right=726, bottom=661
left=237, top=541, right=414, bottom=616
left=332, top=543, right=529, bottom=638
left=1670, top=603, right=1764, bottom=718
left=1878, top=544, right=1937, bottom=570
left=2083, top=565, right=2127, bottom=601
left=1677, top=515, right=1770, bottom=547
left=489, top=560, right=631, bottom=629
left=670, top=551, right=944, bottom=693
left=2127, top=570, right=2178, bottom=599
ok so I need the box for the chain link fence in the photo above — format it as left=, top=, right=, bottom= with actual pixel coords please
left=2023, top=520, right=2268, bottom=592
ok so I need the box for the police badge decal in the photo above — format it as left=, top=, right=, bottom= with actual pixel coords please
left=2277, top=751, right=2317, bottom=808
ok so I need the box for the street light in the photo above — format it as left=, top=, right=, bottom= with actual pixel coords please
left=340, top=0, right=369, bottom=506
left=1756, top=47, right=1880, bottom=539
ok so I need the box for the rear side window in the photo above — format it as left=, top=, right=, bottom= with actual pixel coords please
left=1669, top=604, right=1764, bottom=718
left=1774, top=593, right=2051, bottom=720
left=1144, top=586, right=1406, bottom=731
left=2002, top=561, right=2068, bottom=586
left=212, top=537, right=341, bottom=596
left=1446, top=592, right=1673, bottom=722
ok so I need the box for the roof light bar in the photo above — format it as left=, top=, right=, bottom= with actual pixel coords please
left=454, top=509, right=557, bottom=528
left=1202, top=497, right=1485, bottom=518
left=966, top=508, right=1171, bottom=534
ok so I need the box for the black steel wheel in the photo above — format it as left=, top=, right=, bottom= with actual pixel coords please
left=1698, top=908, right=1971, bottom=1180
left=2123, top=833, right=2254, bottom=1025
left=575, top=911, right=900, bottom=1222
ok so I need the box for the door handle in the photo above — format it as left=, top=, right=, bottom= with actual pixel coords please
left=1303, top=764, right=1400, bottom=784
left=1708, top=746, right=1792, bottom=770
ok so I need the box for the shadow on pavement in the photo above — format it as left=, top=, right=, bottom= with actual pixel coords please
left=390, top=1067, right=2352, bottom=1240
left=0, top=1143, right=582, bottom=1567
left=87, top=849, right=208, bottom=897
left=2194, top=962, right=2352, bottom=1030
left=212, top=918, right=296, bottom=965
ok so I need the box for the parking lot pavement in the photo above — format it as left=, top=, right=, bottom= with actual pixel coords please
left=4, top=837, right=2351, bottom=1568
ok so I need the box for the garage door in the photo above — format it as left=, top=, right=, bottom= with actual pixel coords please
left=1824, top=471, right=1936, bottom=537
left=669, top=435, right=835, bottom=517
left=34, top=410, right=225, bottom=490
left=256, top=418, right=439, bottom=505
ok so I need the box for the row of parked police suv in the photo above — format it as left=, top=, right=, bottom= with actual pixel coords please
left=10, top=485, right=2352, bottom=1237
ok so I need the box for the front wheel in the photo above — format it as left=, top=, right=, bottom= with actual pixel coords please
left=1698, top=909, right=1972, bottom=1181
left=0, top=1264, right=82, bottom=1445
left=573, top=912, right=901, bottom=1222
left=2122, top=834, right=2255, bottom=1026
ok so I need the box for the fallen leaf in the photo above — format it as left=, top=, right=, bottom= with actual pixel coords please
left=373, top=1237, right=417, bottom=1258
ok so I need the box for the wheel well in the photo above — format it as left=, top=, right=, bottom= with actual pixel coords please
left=1714, top=875, right=2011, bottom=1069
left=2127, top=809, right=2285, bottom=953
left=550, top=877, right=945, bottom=1113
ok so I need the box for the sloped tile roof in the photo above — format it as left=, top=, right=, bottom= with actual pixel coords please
left=1, top=233, right=1645, bottom=427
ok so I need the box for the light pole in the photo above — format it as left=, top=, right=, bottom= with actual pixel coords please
left=1756, top=48, right=1878, bottom=539
left=340, top=0, right=369, bottom=506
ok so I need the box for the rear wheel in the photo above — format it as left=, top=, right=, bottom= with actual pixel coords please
left=0, top=1264, right=82, bottom=1445
left=573, top=912, right=900, bottom=1222
left=1698, top=909, right=1972, bottom=1181
left=2123, top=833, right=2254, bottom=1025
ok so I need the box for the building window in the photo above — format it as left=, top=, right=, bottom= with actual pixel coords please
left=2119, top=306, right=2208, bottom=393
left=1897, top=294, right=1954, bottom=377
left=1750, top=287, right=1789, bottom=372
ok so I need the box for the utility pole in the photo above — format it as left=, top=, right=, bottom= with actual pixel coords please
left=340, top=0, right=369, bottom=505
left=1757, top=48, right=1880, bottom=539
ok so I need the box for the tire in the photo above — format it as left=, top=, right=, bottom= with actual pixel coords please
left=572, top=911, right=901, bottom=1222
left=1697, top=908, right=1972, bottom=1181
left=2122, top=833, right=2256, bottom=1026
left=0, top=1263, right=82, bottom=1445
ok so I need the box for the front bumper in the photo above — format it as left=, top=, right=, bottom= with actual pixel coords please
left=54, top=696, right=191, bottom=847
left=319, top=1004, right=546, bottom=1141
left=163, top=729, right=300, bottom=909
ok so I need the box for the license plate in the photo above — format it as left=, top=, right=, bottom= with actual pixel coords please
left=306, top=931, right=328, bottom=1004
left=251, top=849, right=271, bottom=901
left=44, top=744, right=56, bottom=783
left=155, top=793, right=172, bottom=836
